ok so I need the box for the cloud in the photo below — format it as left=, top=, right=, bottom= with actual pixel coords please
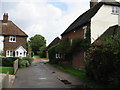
left=1, top=0, right=90, bottom=45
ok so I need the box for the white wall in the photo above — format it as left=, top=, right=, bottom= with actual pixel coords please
left=91, top=5, right=119, bottom=43
left=0, top=35, right=4, bottom=52
left=15, top=46, right=27, bottom=57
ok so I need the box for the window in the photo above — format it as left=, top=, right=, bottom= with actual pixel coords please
left=56, top=53, right=59, bottom=59
left=70, top=39, right=73, bottom=45
left=112, top=6, right=118, bottom=14
left=6, top=50, right=13, bottom=57
left=16, top=51, right=18, bottom=56
left=83, top=26, right=87, bottom=39
left=24, top=51, right=26, bottom=56
left=9, top=36, right=16, bottom=42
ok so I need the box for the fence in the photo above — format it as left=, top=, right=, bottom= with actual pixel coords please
left=14, top=59, right=18, bottom=74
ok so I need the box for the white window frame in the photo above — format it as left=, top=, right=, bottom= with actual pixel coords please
left=56, top=53, right=59, bottom=59
left=83, top=26, right=87, bottom=39
left=6, top=50, right=13, bottom=57
left=112, top=6, right=119, bottom=14
left=9, top=36, right=16, bottom=42
left=70, top=39, right=73, bottom=45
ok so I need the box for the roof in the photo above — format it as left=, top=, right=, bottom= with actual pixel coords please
left=93, top=25, right=120, bottom=46
left=100, top=25, right=120, bottom=38
left=46, top=37, right=60, bottom=50
left=61, top=1, right=120, bottom=36
left=0, top=20, right=28, bottom=37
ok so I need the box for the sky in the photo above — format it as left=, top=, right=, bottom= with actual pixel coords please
left=0, top=0, right=120, bottom=45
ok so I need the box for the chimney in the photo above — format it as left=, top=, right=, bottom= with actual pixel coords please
left=118, top=7, right=120, bottom=26
left=3, top=13, right=8, bottom=23
left=90, top=0, right=98, bottom=8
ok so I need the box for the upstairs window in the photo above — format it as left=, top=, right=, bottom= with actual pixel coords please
left=112, top=6, right=118, bottom=14
left=9, top=36, right=16, bottom=42
left=83, top=26, right=87, bottom=39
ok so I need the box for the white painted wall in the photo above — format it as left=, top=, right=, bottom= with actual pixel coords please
left=15, top=46, right=27, bottom=57
left=91, top=5, right=119, bottom=43
left=0, top=35, right=4, bottom=53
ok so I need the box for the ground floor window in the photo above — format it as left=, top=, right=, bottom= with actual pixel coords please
left=56, top=53, right=62, bottom=59
left=6, top=50, right=13, bottom=57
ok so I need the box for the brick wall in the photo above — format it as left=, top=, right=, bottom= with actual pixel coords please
left=4, top=36, right=27, bottom=51
left=61, top=24, right=90, bottom=69
left=72, top=52, right=85, bottom=70
left=62, top=28, right=84, bottom=39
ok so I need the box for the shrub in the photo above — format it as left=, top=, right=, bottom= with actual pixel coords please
left=19, top=57, right=33, bottom=68
left=48, top=45, right=59, bottom=64
left=1, top=57, right=19, bottom=67
left=86, top=36, right=120, bottom=87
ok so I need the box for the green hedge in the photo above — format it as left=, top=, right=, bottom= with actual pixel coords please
left=0, top=67, right=14, bottom=74
left=86, top=36, right=120, bottom=87
left=48, top=45, right=59, bottom=64
left=0, top=57, right=19, bottom=67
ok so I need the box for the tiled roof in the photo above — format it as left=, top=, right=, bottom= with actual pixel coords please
left=46, top=37, right=60, bottom=50
left=0, top=20, right=28, bottom=37
left=100, top=25, right=120, bottom=38
left=61, top=2, right=120, bottom=36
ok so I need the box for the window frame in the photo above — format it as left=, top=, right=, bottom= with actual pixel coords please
left=9, top=36, right=16, bottom=42
left=112, top=6, right=119, bottom=14
left=6, top=50, right=13, bottom=57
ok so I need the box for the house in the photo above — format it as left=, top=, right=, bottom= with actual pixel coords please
left=46, top=37, right=60, bottom=58
left=0, top=13, right=28, bottom=57
left=61, top=0, right=120, bottom=69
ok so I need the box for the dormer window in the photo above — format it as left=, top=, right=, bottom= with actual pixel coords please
left=9, top=36, right=16, bottom=42
left=112, top=6, right=118, bottom=14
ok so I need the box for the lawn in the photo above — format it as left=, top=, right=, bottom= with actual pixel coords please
left=51, top=64, right=104, bottom=88
left=40, top=58, right=49, bottom=60
left=0, top=67, right=14, bottom=74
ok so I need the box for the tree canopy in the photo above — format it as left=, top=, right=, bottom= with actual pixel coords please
left=28, top=34, right=46, bottom=55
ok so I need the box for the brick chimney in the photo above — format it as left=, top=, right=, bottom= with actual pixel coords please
left=3, top=13, right=8, bottom=23
left=90, top=0, right=98, bottom=8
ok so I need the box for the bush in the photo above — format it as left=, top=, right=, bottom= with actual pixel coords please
left=86, top=36, right=120, bottom=87
left=19, top=57, right=33, bottom=68
left=1, top=57, right=19, bottom=67
left=48, top=45, right=59, bottom=64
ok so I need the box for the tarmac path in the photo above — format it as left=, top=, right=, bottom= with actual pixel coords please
left=13, top=57, right=84, bottom=88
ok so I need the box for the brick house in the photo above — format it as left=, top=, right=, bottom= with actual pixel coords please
left=61, top=0, right=120, bottom=69
left=0, top=13, right=28, bottom=57
left=46, top=37, right=60, bottom=58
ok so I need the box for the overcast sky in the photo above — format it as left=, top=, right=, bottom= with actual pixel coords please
left=0, top=0, right=120, bottom=45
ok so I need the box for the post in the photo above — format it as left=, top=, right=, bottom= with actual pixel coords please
left=14, top=59, right=18, bottom=74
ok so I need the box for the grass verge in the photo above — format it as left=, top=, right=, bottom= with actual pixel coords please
left=51, top=64, right=105, bottom=88
left=0, top=67, right=14, bottom=74
left=40, top=58, right=49, bottom=60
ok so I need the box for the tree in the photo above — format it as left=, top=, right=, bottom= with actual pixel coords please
left=28, top=34, right=46, bottom=55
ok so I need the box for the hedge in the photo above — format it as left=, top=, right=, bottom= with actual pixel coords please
left=86, top=36, right=120, bottom=87
left=0, top=57, right=19, bottom=67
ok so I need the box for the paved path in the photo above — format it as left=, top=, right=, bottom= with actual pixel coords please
left=13, top=57, right=84, bottom=88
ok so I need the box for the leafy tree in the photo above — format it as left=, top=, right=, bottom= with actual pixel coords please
left=28, top=34, right=46, bottom=55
